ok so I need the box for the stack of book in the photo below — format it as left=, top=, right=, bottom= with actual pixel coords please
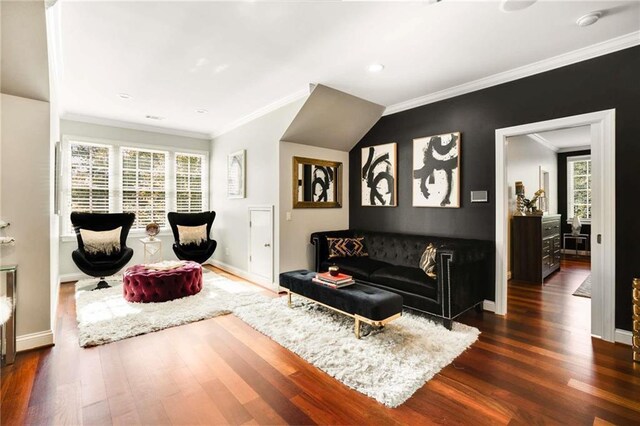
left=312, top=271, right=355, bottom=289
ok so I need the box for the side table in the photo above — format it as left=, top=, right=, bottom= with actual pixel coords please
left=140, top=238, right=162, bottom=264
left=1, top=264, right=17, bottom=366
left=563, top=233, right=590, bottom=255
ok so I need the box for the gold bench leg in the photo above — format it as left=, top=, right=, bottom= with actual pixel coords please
left=355, top=317, right=361, bottom=339
left=287, top=291, right=292, bottom=308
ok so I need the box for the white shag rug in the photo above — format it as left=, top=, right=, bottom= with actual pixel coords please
left=75, top=271, right=257, bottom=347
left=75, top=271, right=479, bottom=407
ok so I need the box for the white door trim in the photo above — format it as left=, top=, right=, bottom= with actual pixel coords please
left=495, top=109, right=615, bottom=342
left=248, top=205, right=275, bottom=288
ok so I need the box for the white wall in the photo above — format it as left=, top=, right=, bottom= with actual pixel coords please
left=0, top=94, right=52, bottom=345
left=58, top=120, right=210, bottom=279
left=506, top=134, right=558, bottom=272
left=209, top=99, right=305, bottom=286
left=279, top=141, right=349, bottom=273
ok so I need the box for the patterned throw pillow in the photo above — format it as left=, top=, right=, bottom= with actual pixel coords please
left=419, top=243, right=437, bottom=279
left=327, top=237, right=368, bottom=259
left=80, top=227, right=122, bottom=256
left=177, top=224, right=207, bottom=246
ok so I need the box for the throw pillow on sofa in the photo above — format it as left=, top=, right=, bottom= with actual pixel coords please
left=419, top=243, right=437, bottom=278
left=80, top=227, right=122, bottom=256
left=327, top=237, right=369, bottom=258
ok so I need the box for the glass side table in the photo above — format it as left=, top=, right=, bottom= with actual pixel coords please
left=1, top=264, right=17, bottom=366
left=140, top=238, right=162, bottom=264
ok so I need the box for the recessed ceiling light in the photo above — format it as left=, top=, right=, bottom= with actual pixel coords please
left=576, top=11, right=602, bottom=27
left=196, top=109, right=208, bottom=114
left=367, top=63, right=385, bottom=73
left=145, top=115, right=164, bottom=120
left=499, top=0, right=537, bottom=13
left=118, top=93, right=132, bottom=99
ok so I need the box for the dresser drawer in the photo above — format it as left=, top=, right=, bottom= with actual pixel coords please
left=542, top=218, right=561, bottom=238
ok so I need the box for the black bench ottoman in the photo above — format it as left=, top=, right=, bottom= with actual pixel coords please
left=279, top=270, right=403, bottom=338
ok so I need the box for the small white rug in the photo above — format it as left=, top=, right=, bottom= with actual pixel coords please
left=75, top=271, right=479, bottom=407
left=74, top=271, right=257, bottom=347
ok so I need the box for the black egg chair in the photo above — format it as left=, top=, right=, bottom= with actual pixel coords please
left=70, top=212, right=135, bottom=290
left=167, top=211, right=217, bottom=264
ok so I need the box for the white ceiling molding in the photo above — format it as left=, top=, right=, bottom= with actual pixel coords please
left=558, top=145, right=591, bottom=153
left=61, top=112, right=211, bottom=140
left=211, top=88, right=309, bottom=139
left=383, top=31, right=640, bottom=116
left=528, top=133, right=559, bottom=153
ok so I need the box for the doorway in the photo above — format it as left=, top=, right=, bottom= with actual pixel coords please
left=248, top=206, right=274, bottom=286
left=495, top=110, right=615, bottom=342
left=505, top=127, right=592, bottom=332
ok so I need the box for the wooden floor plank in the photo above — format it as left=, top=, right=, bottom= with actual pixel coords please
left=1, top=261, right=639, bottom=425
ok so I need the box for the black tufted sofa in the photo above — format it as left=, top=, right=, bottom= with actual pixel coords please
left=310, top=230, right=493, bottom=328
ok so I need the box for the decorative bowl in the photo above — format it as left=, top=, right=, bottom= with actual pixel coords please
left=328, top=265, right=339, bottom=276
left=145, top=222, right=160, bottom=240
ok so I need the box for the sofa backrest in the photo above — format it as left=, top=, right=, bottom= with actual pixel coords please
left=356, top=230, right=450, bottom=268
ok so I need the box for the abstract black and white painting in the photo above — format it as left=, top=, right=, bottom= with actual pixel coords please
left=361, top=143, right=396, bottom=206
left=298, top=164, right=335, bottom=202
left=227, top=149, right=246, bottom=199
left=310, top=165, right=334, bottom=202
left=412, top=132, right=460, bottom=208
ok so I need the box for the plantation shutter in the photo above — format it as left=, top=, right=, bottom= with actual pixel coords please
left=121, top=148, right=168, bottom=229
left=68, top=142, right=111, bottom=232
left=175, top=153, right=204, bottom=213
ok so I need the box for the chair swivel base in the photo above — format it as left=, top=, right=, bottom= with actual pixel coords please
left=93, top=279, right=111, bottom=291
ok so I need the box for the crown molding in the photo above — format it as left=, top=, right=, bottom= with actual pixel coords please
left=528, top=133, right=559, bottom=152
left=384, top=31, right=640, bottom=116
left=61, top=112, right=211, bottom=140
left=211, top=88, right=309, bottom=139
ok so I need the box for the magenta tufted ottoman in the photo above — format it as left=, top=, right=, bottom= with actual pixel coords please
left=123, top=261, right=203, bottom=303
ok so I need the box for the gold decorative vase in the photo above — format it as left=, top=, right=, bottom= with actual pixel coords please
left=633, top=278, right=639, bottom=362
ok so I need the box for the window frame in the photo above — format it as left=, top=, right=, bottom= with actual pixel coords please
left=566, top=154, right=592, bottom=224
left=61, top=135, right=209, bottom=238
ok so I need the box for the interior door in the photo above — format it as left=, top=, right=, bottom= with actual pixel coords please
left=249, top=207, right=273, bottom=282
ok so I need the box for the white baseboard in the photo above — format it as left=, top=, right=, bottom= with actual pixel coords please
left=614, top=329, right=632, bottom=346
left=59, top=272, right=89, bottom=283
left=483, top=300, right=496, bottom=313
left=208, top=260, right=278, bottom=292
left=17, top=330, right=54, bottom=352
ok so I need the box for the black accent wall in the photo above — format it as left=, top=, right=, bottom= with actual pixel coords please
left=557, top=150, right=592, bottom=250
left=349, top=46, right=640, bottom=331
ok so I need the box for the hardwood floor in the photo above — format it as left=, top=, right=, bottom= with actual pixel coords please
left=2, top=262, right=639, bottom=425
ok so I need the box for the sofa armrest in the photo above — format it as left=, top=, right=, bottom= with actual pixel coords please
left=435, top=240, right=493, bottom=318
left=310, top=229, right=356, bottom=272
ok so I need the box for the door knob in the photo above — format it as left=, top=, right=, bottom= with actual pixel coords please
left=264, top=243, right=271, bottom=247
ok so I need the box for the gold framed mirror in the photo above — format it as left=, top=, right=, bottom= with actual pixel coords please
left=292, top=156, right=342, bottom=208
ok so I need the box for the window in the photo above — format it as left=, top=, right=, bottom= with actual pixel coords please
left=66, top=142, right=112, bottom=232
left=567, top=155, right=591, bottom=222
left=62, top=136, right=208, bottom=236
left=121, top=148, right=167, bottom=229
left=176, top=153, right=204, bottom=212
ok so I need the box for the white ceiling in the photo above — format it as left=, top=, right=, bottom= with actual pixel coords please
left=533, top=126, right=591, bottom=150
left=55, top=1, right=640, bottom=139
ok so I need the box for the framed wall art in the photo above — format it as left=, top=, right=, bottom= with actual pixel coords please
left=412, top=132, right=460, bottom=208
left=227, top=149, right=246, bottom=199
left=361, top=142, right=397, bottom=207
